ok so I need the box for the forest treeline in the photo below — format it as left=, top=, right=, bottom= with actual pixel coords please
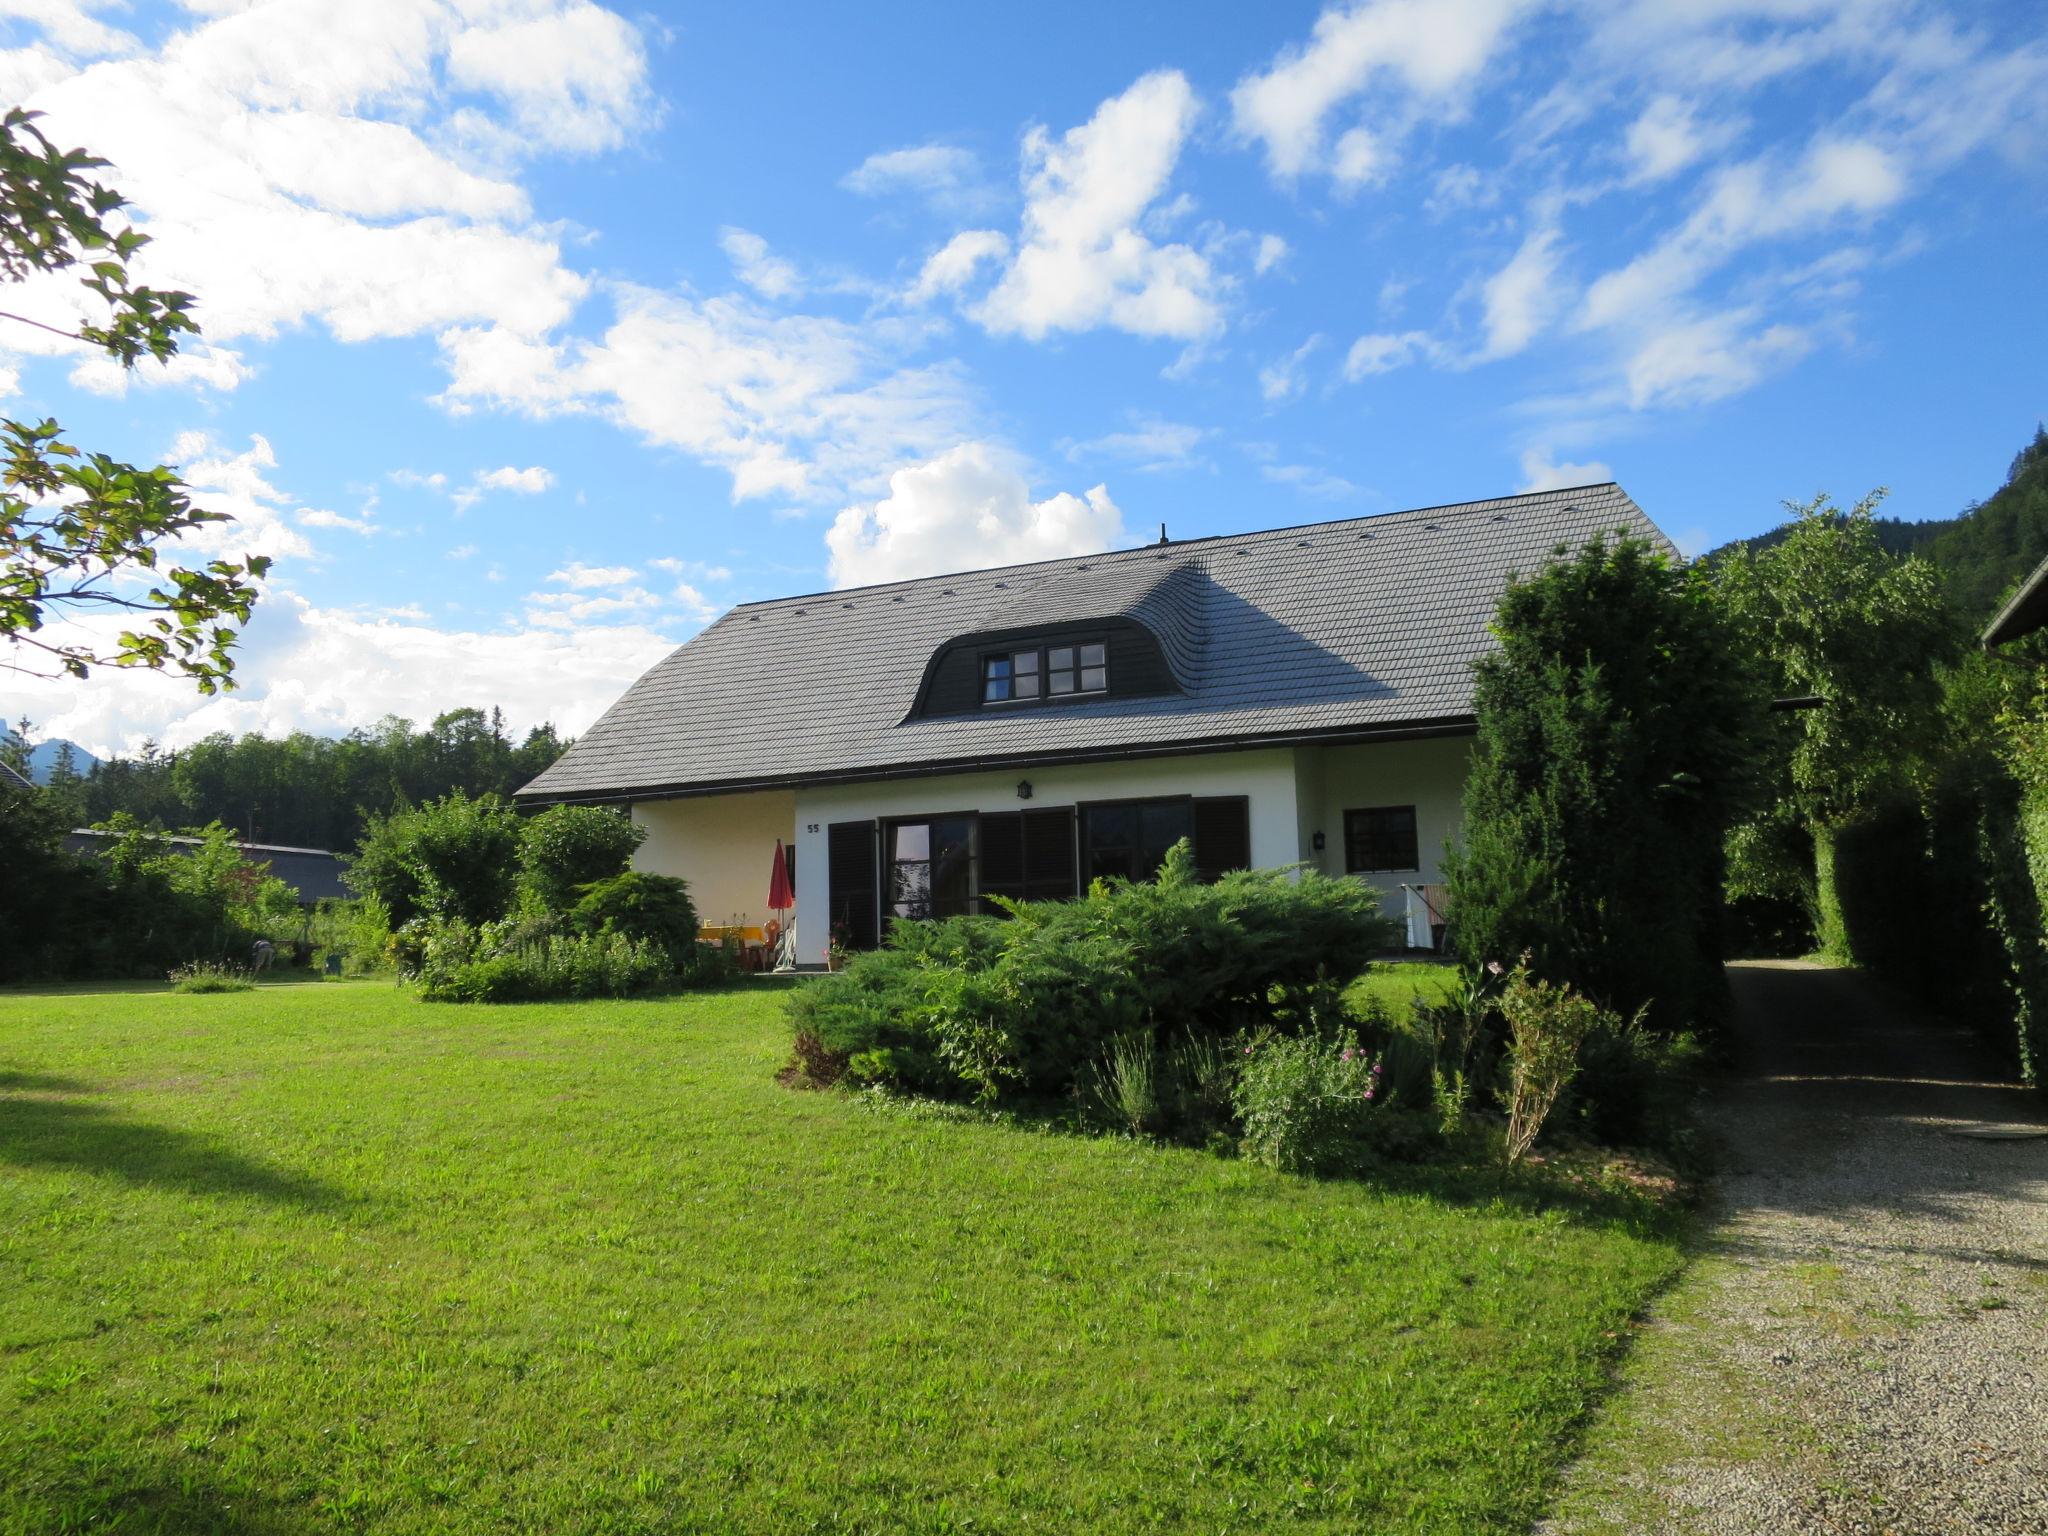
left=6, top=708, right=569, bottom=851
left=1710, top=424, right=2048, bottom=620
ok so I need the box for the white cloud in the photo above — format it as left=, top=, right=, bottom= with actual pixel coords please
left=439, top=284, right=977, bottom=508
left=2, top=590, right=679, bottom=758
left=447, top=543, right=480, bottom=560
left=1259, top=334, right=1324, bottom=403
left=825, top=443, right=1125, bottom=588
left=1253, top=233, right=1291, bottom=276
left=1061, top=415, right=1209, bottom=473
left=523, top=585, right=660, bottom=627
left=166, top=430, right=317, bottom=565
left=442, top=0, right=654, bottom=155
left=0, top=2, right=650, bottom=396
left=1331, top=126, right=1388, bottom=189
left=906, top=229, right=1009, bottom=305
left=1622, top=308, right=1813, bottom=409
left=1230, top=0, right=1528, bottom=183
left=1580, top=137, right=1907, bottom=332
left=720, top=227, right=804, bottom=301
left=649, top=556, right=732, bottom=582
left=1261, top=462, right=1359, bottom=500
left=972, top=70, right=1223, bottom=342
left=548, top=561, right=639, bottom=590
left=1477, top=224, right=1564, bottom=360
left=1623, top=95, right=1738, bottom=185
left=1342, top=329, right=1442, bottom=379
left=1517, top=446, right=1614, bottom=492
left=476, top=465, right=554, bottom=496
left=841, top=143, right=994, bottom=214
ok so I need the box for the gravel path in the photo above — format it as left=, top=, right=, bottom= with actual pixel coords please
left=1542, top=960, right=2048, bottom=1536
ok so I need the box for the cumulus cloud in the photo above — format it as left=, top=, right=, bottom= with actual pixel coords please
left=825, top=443, right=1126, bottom=588
left=548, top=561, right=639, bottom=590
left=972, top=70, right=1224, bottom=343
left=475, top=465, right=554, bottom=496
left=1230, top=0, right=1529, bottom=183
left=439, top=285, right=977, bottom=507
left=1342, top=329, right=1442, bottom=379
left=0, top=1, right=651, bottom=392
left=1623, top=95, right=1739, bottom=185
left=1261, top=462, right=1359, bottom=500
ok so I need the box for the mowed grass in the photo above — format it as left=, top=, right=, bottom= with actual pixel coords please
left=1348, top=958, right=1463, bottom=1022
left=0, top=980, right=1678, bottom=1534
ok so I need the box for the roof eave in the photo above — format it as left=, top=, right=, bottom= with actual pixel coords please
left=515, top=713, right=1478, bottom=807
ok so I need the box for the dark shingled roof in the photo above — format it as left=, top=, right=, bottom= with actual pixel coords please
left=0, top=759, right=33, bottom=793
left=522, top=482, right=1672, bottom=802
left=1983, top=551, right=2048, bottom=648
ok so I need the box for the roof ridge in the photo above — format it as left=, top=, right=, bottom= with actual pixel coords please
left=724, top=481, right=1624, bottom=612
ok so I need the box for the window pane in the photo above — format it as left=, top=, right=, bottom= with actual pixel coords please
left=1014, top=651, right=1039, bottom=674
left=983, top=676, right=1010, bottom=702
left=1014, top=671, right=1040, bottom=698
left=1048, top=646, right=1074, bottom=670
left=1079, top=642, right=1106, bottom=667
left=1048, top=670, right=1074, bottom=695
left=892, top=823, right=930, bottom=861
left=1079, top=666, right=1106, bottom=692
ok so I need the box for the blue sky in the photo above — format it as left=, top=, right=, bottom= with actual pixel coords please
left=2, top=0, right=2043, bottom=756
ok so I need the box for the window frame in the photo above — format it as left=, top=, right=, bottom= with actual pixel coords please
left=979, top=637, right=1107, bottom=709
left=1342, top=804, right=1421, bottom=875
left=882, top=812, right=980, bottom=922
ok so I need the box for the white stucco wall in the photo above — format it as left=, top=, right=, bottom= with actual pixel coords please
left=791, top=748, right=1302, bottom=967
left=629, top=736, right=1473, bottom=965
left=631, top=790, right=795, bottom=929
left=1303, top=734, right=1473, bottom=913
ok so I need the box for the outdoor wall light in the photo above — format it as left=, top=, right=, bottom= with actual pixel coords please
left=1312, top=830, right=1326, bottom=851
left=1016, top=780, right=1034, bottom=800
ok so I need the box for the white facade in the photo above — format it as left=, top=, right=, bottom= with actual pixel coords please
left=630, top=735, right=1471, bottom=967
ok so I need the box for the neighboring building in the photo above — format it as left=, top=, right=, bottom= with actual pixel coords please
left=0, top=759, right=33, bottom=793
left=61, top=830, right=350, bottom=905
left=518, top=483, right=1676, bottom=966
left=1983, top=551, right=2048, bottom=647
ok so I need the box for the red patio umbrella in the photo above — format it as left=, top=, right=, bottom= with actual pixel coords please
left=767, top=839, right=794, bottom=969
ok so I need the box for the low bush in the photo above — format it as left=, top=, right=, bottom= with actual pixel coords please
left=168, top=960, right=255, bottom=994
left=569, top=871, right=700, bottom=963
left=1498, top=959, right=1606, bottom=1166
left=1232, top=1029, right=1386, bottom=1174
left=412, top=919, right=670, bottom=1003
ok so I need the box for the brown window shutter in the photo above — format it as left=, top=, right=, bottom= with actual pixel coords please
left=826, top=820, right=879, bottom=950
left=1023, top=806, right=1077, bottom=899
left=1192, top=797, right=1251, bottom=883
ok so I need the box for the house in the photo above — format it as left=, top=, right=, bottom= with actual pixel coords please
left=61, top=829, right=351, bottom=905
left=518, top=483, right=1676, bottom=966
left=0, top=759, right=33, bottom=793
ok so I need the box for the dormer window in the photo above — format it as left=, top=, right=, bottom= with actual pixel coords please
left=1048, top=641, right=1106, bottom=697
left=982, top=640, right=1106, bottom=706
left=982, top=648, right=1040, bottom=703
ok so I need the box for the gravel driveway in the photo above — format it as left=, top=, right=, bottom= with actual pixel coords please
left=1542, top=960, right=2047, bottom=1536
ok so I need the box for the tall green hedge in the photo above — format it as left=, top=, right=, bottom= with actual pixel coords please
left=1828, top=771, right=2046, bottom=1084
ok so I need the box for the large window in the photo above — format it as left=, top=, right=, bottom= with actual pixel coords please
left=1081, top=796, right=1251, bottom=885
left=1081, top=800, right=1193, bottom=884
left=982, top=639, right=1105, bottom=706
left=887, top=817, right=976, bottom=920
left=1344, top=805, right=1419, bottom=873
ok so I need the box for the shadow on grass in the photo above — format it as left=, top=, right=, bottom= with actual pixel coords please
left=6, top=1462, right=303, bottom=1536
left=0, top=1073, right=347, bottom=1209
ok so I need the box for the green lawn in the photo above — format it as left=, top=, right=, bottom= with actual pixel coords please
left=0, top=978, right=1678, bottom=1534
left=1348, top=958, right=1463, bottom=1021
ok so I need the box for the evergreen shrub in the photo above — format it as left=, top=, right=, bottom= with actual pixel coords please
left=785, top=841, right=1393, bottom=1103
